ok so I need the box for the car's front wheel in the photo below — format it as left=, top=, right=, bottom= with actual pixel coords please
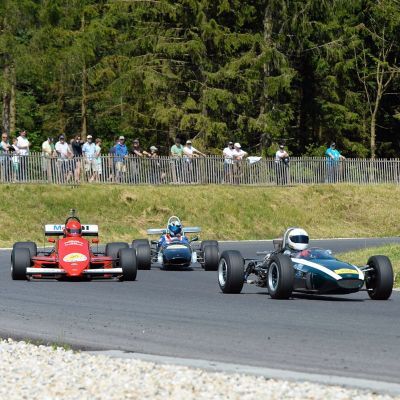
left=218, top=250, right=244, bottom=293
left=203, top=244, right=219, bottom=271
left=11, top=248, right=30, bottom=280
left=132, top=240, right=151, bottom=270
left=366, top=255, right=393, bottom=300
left=267, top=254, right=294, bottom=299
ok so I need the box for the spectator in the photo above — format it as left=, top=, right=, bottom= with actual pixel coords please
left=55, top=135, right=73, bottom=183
left=131, top=139, right=150, bottom=158
left=130, top=138, right=149, bottom=183
left=71, top=135, right=84, bottom=183
left=183, top=140, right=205, bottom=183
left=114, top=136, right=128, bottom=182
left=16, top=130, right=30, bottom=181
left=82, top=135, right=96, bottom=181
left=325, top=142, right=345, bottom=183
left=222, top=141, right=235, bottom=184
left=41, top=137, right=55, bottom=182
left=275, top=143, right=290, bottom=185
left=11, top=137, right=21, bottom=182
left=93, top=138, right=102, bottom=182
left=232, top=143, right=247, bottom=184
left=0, top=133, right=12, bottom=182
left=170, top=137, right=184, bottom=183
left=148, top=145, right=163, bottom=184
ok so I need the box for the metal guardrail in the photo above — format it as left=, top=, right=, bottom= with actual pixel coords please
left=0, top=153, right=400, bottom=185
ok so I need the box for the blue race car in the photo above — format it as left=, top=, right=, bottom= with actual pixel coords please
left=132, top=216, right=219, bottom=270
left=218, top=227, right=394, bottom=300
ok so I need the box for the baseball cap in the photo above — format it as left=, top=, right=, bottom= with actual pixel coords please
left=119, top=136, right=125, bottom=140
left=331, top=142, right=336, bottom=147
left=150, top=146, right=158, bottom=152
left=234, top=142, right=241, bottom=148
left=59, top=135, right=65, bottom=140
left=228, top=141, right=234, bottom=145
left=186, top=140, right=192, bottom=144
left=133, top=139, right=139, bottom=144
left=87, top=135, right=93, bottom=139
left=279, top=144, right=284, bottom=149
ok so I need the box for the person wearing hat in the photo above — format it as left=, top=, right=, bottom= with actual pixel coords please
left=275, top=143, right=290, bottom=185
left=183, top=139, right=205, bottom=183
left=232, top=143, right=247, bottom=184
left=16, top=130, right=30, bottom=181
left=82, top=134, right=97, bottom=181
left=222, top=141, right=235, bottom=184
left=131, top=138, right=150, bottom=158
left=325, top=141, right=345, bottom=183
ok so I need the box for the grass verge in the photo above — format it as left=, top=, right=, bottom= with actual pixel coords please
left=1, top=183, right=399, bottom=246
left=338, top=244, right=400, bottom=288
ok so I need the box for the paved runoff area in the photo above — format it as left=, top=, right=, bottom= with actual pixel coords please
left=0, top=340, right=398, bottom=400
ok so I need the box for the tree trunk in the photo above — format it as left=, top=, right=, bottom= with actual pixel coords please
left=10, top=64, right=16, bottom=134
left=2, top=64, right=11, bottom=135
left=370, top=111, right=377, bottom=159
left=80, top=14, right=88, bottom=140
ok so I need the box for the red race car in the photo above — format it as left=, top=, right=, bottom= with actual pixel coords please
left=11, top=211, right=137, bottom=281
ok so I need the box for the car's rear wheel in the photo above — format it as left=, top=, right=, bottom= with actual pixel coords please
left=11, top=248, right=30, bottom=280
left=366, top=255, right=393, bottom=300
left=267, top=254, right=294, bottom=299
left=105, top=242, right=129, bottom=265
left=203, top=244, right=219, bottom=271
left=119, top=248, right=137, bottom=281
left=12, top=241, right=37, bottom=262
left=201, top=240, right=218, bottom=252
left=218, top=250, right=244, bottom=293
left=135, top=243, right=151, bottom=270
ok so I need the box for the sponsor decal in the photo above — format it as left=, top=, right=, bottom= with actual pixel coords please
left=334, top=268, right=358, bottom=275
left=65, top=240, right=84, bottom=246
left=63, top=253, right=87, bottom=263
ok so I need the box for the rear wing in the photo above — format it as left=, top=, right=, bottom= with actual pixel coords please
left=44, top=224, right=99, bottom=236
left=146, top=227, right=201, bottom=235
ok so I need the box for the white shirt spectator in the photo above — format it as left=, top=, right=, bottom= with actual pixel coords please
left=275, top=148, right=289, bottom=163
left=55, top=141, right=70, bottom=159
left=232, top=148, right=247, bottom=161
left=223, top=146, right=235, bottom=164
left=17, top=135, right=30, bottom=155
left=42, top=140, right=53, bottom=158
left=82, top=142, right=96, bottom=160
left=183, top=145, right=198, bottom=158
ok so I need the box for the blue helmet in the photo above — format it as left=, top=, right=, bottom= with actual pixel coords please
left=168, top=222, right=182, bottom=237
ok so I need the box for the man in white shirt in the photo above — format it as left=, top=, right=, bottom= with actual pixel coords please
left=232, top=143, right=247, bottom=184
left=275, top=144, right=289, bottom=185
left=222, top=141, right=234, bottom=184
left=183, top=140, right=205, bottom=183
left=183, top=140, right=205, bottom=159
left=55, top=135, right=73, bottom=183
left=42, top=137, right=55, bottom=181
left=16, top=130, right=30, bottom=181
left=82, top=135, right=97, bottom=180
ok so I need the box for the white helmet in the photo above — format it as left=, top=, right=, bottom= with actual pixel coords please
left=287, top=228, right=309, bottom=251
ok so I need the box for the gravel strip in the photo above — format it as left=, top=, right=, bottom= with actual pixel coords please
left=0, top=339, right=397, bottom=400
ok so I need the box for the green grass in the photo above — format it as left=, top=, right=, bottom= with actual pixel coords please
left=338, top=244, right=400, bottom=288
left=1, top=183, right=400, bottom=246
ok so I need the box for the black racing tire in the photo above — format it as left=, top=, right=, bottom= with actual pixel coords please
left=203, top=244, right=219, bottom=271
left=218, top=250, right=244, bottom=293
left=132, top=239, right=150, bottom=249
left=201, top=240, right=219, bottom=252
left=105, top=242, right=129, bottom=264
left=267, top=254, right=294, bottom=299
left=119, top=248, right=138, bottom=281
left=135, top=244, right=151, bottom=270
left=11, top=248, right=30, bottom=280
left=366, top=255, right=393, bottom=300
left=12, top=241, right=37, bottom=259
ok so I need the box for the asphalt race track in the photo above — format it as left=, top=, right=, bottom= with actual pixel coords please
left=1, top=237, right=400, bottom=384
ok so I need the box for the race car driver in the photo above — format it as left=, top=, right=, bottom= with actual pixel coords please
left=283, top=228, right=310, bottom=257
left=158, top=219, right=189, bottom=248
left=64, top=219, right=82, bottom=238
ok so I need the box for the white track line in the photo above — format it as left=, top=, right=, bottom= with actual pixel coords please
left=87, top=350, right=400, bottom=396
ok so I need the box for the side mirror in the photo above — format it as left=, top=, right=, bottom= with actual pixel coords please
left=191, top=236, right=199, bottom=242
left=48, top=238, right=55, bottom=243
left=92, top=238, right=99, bottom=244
